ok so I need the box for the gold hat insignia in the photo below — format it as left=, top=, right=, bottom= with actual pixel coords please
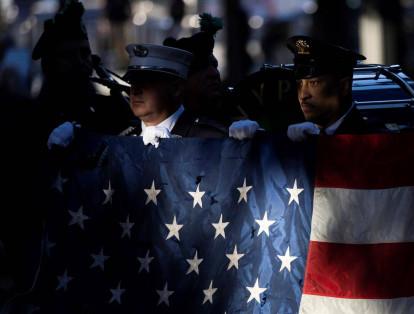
left=296, top=39, right=310, bottom=55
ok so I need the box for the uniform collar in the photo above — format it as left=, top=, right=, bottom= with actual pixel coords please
left=323, top=103, right=355, bottom=135
left=141, top=105, right=185, bottom=135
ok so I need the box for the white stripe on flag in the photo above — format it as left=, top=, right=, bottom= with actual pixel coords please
left=311, top=186, right=414, bottom=243
left=299, top=294, right=414, bottom=314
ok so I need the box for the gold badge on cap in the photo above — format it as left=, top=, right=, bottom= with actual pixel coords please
left=134, top=45, right=149, bottom=57
left=296, top=39, right=310, bottom=55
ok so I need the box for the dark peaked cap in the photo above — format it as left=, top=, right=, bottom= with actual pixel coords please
left=163, top=13, right=223, bottom=74
left=287, top=36, right=366, bottom=79
left=32, top=0, right=88, bottom=60
left=164, top=32, right=214, bottom=72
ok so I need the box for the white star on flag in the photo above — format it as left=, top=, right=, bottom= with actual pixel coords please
left=109, top=282, right=125, bottom=304
left=237, top=178, right=252, bottom=203
left=68, top=206, right=89, bottom=230
left=186, top=250, right=203, bottom=275
left=157, top=282, right=174, bottom=306
left=102, top=180, right=115, bottom=205
left=45, top=234, right=55, bottom=257
left=90, top=248, right=109, bottom=271
left=144, top=180, right=161, bottom=205
left=138, top=250, right=154, bottom=273
left=255, top=211, right=276, bottom=236
left=246, top=278, right=267, bottom=303
left=56, top=269, right=73, bottom=291
left=188, top=184, right=205, bottom=208
left=120, top=215, right=135, bottom=239
left=212, top=214, right=229, bottom=239
left=277, top=246, right=298, bottom=272
left=51, top=170, right=68, bottom=193
left=203, top=280, right=217, bottom=304
left=286, top=179, right=304, bottom=206
left=165, top=215, right=183, bottom=241
left=226, top=245, right=245, bottom=270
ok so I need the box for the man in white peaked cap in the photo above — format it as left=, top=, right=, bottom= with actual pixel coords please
left=120, top=43, right=227, bottom=146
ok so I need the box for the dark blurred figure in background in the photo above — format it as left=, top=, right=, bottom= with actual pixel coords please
left=32, top=0, right=94, bottom=139
left=0, top=34, right=30, bottom=102
left=312, top=0, right=361, bottom=52
left=262, top=20, right=291, bottom=64
left=225, top=0, right=252, bottom=86
left=164, top=13, right=242, bottom=127
left=33, top=0, right=132, bottom=140
left=0, top=35, right=13, bottom=61
left=105, top=0, right=131, bottom=68
left=168, top=0, right=185, bottom=38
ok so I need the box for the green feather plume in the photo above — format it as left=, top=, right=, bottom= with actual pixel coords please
left=199, top=13, right=223, bottom=36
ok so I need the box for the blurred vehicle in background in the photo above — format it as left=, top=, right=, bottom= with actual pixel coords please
left=351, top=64, right=414, bottom=132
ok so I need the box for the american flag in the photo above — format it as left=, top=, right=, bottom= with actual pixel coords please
left=33, top=132, right=414, bottom=313
left=300, top=133, right=414, bottom=313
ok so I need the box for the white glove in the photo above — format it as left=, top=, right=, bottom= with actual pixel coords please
left=141, top=126, right=172, bottom=148
left=47, top=121, right=75, bottom=149
left=229, top=119, right=261, bottom=140
left=287, top=122, right=320, bottom=142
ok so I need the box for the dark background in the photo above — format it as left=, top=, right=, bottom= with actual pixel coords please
left=1, top=0, right=414, bottom=94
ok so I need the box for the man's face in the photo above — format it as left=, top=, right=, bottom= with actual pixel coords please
left=197, top=55, right=222, bottom=98
left=130, top=82, right=162, bottom=119
left=129, top=75, right=178, bottom=123
left=184, top=55, right=222, bottom=112
left=297, top=74, right=345, bottom=127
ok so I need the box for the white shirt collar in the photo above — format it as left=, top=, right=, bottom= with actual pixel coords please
left=324, top=103, right=355, bottom=135
left=141, top=105, right=185, bottom=134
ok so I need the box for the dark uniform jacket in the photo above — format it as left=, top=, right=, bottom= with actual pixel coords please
left=335, top=106, right=387, bottom=135
left=335, top=106, right=368, bottom=134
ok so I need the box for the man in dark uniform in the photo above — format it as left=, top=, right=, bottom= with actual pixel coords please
left=120, top=43, right=227, bottom=146
left=163, top=14, right=224, bottom=119
left=286, top=35, right=370, bottom=140
left=34, top=0, right=132, bottom=142
left=230, top=35, right=381, bottom=139
left=163, top=13, right=244, bottom=126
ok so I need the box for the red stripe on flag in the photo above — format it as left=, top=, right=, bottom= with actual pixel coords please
left=315, top=133, right=414, bottom=189
left=303, top=241, right=414, bottom=299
